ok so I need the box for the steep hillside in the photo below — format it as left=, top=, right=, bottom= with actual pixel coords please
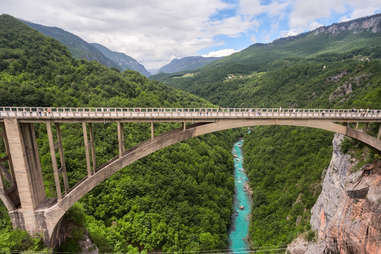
left=22, top=20, right=150, bottom=76
left=158, top=56, right=219, bottom=74
left=22, top=20, right=118, bottom=69
left=155, top=14, right=381, bottom=104
left=0, top=14, right=236, bottom=253
left=153, top=13, right=381, bottom=251
left=91, top=43, right=150, bottom=76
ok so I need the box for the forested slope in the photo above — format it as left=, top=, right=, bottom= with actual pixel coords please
left=152, top=13, right=381, bottom=250
left=0, top=14, right=237, bottom=253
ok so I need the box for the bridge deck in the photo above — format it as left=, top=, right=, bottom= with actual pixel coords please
left=1, top=107, right=381, bottom=122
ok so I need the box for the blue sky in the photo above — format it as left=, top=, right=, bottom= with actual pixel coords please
left=1, top=0, right=381, bottom=69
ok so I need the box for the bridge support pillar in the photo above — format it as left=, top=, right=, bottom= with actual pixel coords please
left=46, top=122, right=62, bottom=201
left=117, top=122, right=125, bottom=158
left=378, top=124, right=381, bottom=140
left=151, top=122, right=154, bottom=140
left=183, top=122, right=186, bottom=131
left=88, top=123, right=96, bottom=174
left=356, top=122, right=359, bottom=129
left=3, top=119, right=47, bottom=237
left=55, top=124, right=69, bottom=194
left=82, top=123, right=92, bottom=177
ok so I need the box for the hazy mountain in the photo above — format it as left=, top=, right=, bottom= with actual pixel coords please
left=22, top=20, right=118, bottom=69
left=159, top=56, right=220, bottom=74
left=22, top=20, right=150, bottom=76
left=91, top=43, right=150, bottom=76
left=154, top=13, right=381, bottom=101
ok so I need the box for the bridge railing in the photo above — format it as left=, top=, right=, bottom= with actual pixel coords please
left=0, top=107, right=381, bottom=119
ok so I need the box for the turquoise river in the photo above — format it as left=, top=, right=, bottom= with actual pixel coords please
left=229, top=139, right=252, bottom=253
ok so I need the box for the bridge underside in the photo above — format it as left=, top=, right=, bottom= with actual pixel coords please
left=0, top=119, right=380, bottom=247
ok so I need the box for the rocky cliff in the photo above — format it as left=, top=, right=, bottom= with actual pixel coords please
left=287, top=134, right=381, bottom=254
left=313, top=13, right=381, bottom=35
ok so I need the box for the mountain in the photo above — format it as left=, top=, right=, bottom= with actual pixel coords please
left=0, top=14, right=236, bottom=253
left=90, top=43, right=150, bottom=76
left=22, top=20, right=150, bottom=76
left=154, top=13, right=381, bottom=102
left=22, top=20, right=118, bottom=69
left=152, top=12, right=381, bottom=250
left=159, top=56, right=219, bottom=74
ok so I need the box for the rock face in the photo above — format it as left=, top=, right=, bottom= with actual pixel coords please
left=287, top=134, right=381, bottom=254
left=91, top=43, right=150, bottom=77
left=313, top=13, right=381, bottom=35
left=79, top=232, right=99, bottom=254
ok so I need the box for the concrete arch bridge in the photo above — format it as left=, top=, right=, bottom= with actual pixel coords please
left=0, top=106, right=381, bottom=247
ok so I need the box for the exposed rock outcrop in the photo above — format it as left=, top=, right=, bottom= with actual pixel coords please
left=79, top=232, right=99, bottom=254
left=313, top=14, right=381, bottom=35
left=287, top=134, right=381, bottom=254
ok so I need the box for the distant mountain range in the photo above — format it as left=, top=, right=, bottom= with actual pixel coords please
left=153, top=13, right=381, bottom=106
left=159, top=56, right=220, bottom=74
left=22, top=20, right=150, bottom=76
left=91, top=43, right=150, bottom=77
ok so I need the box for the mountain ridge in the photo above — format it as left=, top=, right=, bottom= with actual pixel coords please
left=21, top=19, right=150, bottom=76
left=273, top=12, right=381, bottom=44
left=159, top=56, right=220, bottom=74
left=154, top=12, right=381, bottom=100
left=91, top=43, right=150, bottom=76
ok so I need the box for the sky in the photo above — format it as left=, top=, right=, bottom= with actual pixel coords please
left=1, top=0, right=381, bottom=70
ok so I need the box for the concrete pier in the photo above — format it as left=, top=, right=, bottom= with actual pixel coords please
left=3, top=119, right=46, bottom=236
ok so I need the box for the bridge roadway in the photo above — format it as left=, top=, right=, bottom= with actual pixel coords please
left=1, top=106, right=381, bottom=122
left=1, top=106, right=381, bottom=247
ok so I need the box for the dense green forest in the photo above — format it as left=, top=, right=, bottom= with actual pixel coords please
left=153, top=16, right=381, bottom=250
left=0, top=14, right=238, bottom=253
left=1, top=11, right=381, bottom=254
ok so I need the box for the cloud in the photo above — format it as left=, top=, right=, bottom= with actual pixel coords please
left=288, top=0, right=381, bottom=34
left=202, top=48, right=238, bottom=57
left=239, top=0, right=288, bottom=17
left=1, top=0, right=380, bottom=69
left=0, top=0, right=257, bottom=69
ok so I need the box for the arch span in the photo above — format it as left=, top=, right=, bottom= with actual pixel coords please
left=41, top=119, right=381, bottom=244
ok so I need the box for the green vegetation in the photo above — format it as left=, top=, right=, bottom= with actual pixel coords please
left=0, top=204, right=46, bottom=253
left=243, top=126, right=333, bottom=247
left=1, top=11, right=381, bottom=253
left=0, top=14, right=237, bottom=252
left=23, top=20, right=150, bottom=76
left=159, top=56, right=219, bottom=74
left=153, top=16, right=381, bottom=251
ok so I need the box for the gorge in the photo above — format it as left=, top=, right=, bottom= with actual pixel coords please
left=229, top=139, right=252, bottom=253
left=1, top=11, right=381, bottom=254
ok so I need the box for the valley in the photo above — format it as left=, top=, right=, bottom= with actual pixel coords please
left=1, top=10, right=381, bottom=254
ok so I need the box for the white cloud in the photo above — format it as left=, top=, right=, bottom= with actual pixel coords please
left=288, top=0, right=381, bottom=34
left=1, top=0, right=380, bottom=69
left=239, top=0, right=288, bottom=17
left=0, top=0, right=258, bottom=69
left=202, top=48, right=239, bottom=57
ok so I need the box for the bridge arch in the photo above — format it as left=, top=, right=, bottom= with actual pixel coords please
left=42, top=119, right=381, bottom=245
